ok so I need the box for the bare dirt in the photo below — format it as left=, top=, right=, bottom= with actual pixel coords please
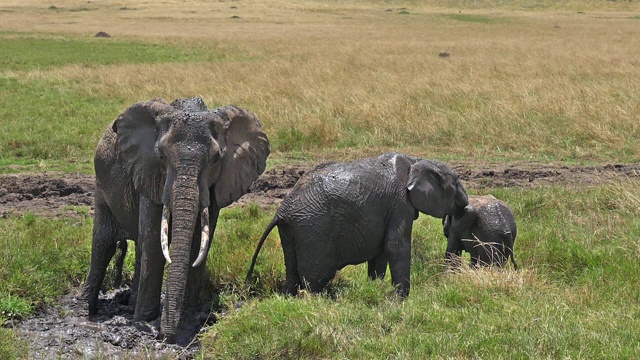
left=1, top=161, right=639, bottom=359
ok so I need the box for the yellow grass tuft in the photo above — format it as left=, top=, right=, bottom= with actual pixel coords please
left=447, top=265, right=548, bottom=296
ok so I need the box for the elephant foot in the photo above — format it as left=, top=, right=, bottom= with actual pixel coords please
left=161, top=332, right=178, bottom=344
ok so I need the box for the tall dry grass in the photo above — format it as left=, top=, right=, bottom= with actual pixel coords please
left=2, top=0, right=639, bottom=160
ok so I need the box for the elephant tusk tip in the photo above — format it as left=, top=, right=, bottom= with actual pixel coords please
left=192, top=256, right=206, bottom=268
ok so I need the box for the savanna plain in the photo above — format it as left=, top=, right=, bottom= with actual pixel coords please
left=0, top=0, right=639, bottom=358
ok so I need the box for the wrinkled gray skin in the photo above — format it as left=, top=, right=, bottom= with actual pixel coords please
left=84, top=97, right=269, bottom=343
left=443, top=195, right=518, bottom=269
left=247, top=153, right=469, bottom=297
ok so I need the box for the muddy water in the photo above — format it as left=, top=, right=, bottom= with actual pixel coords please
left=12, top=288, right=209, bottom=359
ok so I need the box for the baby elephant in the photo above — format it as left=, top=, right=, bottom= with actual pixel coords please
left=443, top=195, right=518, bottom=269
left=246, top=152, right=469, bottom=297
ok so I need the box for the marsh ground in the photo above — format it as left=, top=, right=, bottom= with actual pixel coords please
left=2, top=161, right=638, bottom=358
left=1, top=161, right=638, bottom=218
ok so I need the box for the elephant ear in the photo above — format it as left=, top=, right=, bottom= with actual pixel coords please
left=114, top=99, right=176, bottom=204
left=213, top=105, right=270, bottom=208
left=406, top=159, right=457, bottom=218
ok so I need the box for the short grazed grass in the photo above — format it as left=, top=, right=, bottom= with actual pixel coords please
left=0, top=36, right=227, bottom=72
left=0, top=0, right=639, bottom=358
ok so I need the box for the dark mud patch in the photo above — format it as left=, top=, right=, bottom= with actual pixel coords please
left=8, top=288, right=210, bottom=359
left=1, top=160, right=638, bottom=358
left=451, top=161, right=640, bottom=189
left=0, top=172, right=94, bottom=219
left=1, top=161, right=637, bottom=218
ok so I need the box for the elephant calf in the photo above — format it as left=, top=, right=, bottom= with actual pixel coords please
left=444, top=195, right=518, bottom=269
left=247, top=152, right=469, bottom=297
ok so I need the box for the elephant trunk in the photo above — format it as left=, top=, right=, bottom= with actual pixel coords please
left=455, top=183, right=469, bottom=209
left=161, top=178, right=200, bottom=343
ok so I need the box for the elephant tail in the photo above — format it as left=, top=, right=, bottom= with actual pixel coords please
left=503, top=232, right=518, bottom=270
left=246, top=216, right=280, bottom=284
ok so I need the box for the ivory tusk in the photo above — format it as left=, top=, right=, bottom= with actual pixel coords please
left=161, top=205, right=172, bottom=264
left=192, top=207, right=211, bottom=267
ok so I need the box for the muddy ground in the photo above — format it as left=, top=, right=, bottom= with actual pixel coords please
left=1, top=161, right=639, bottom=359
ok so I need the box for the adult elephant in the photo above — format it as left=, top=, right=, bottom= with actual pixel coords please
left=246, top=153, right=469, bottom=297
left=84, top=96, right=269, bottom=343
left=443, top=195, right=518, bottom=269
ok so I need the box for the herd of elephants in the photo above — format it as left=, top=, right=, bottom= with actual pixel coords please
left=83, top=96, right=518, bottom=343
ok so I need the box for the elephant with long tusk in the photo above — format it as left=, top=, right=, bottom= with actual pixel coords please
left=83, top=96, right=269, bottom=343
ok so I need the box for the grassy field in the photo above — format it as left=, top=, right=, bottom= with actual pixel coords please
left=1, top=0, right=639, bottom=358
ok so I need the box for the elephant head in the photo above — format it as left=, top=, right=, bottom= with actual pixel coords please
left=112, top=97, right=269, bottom=340
left=406, top=159, right=469, bottom=218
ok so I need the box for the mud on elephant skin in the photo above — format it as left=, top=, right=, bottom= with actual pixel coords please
left=84, top=96, right=269, bottom=343
left=443, top=195, right=518, bottom=269
left=247, top=152, right=469, bottom=297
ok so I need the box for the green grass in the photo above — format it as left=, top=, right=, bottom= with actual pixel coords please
left=0, top=328, right=27, bottom=360
left=0, top=182, right=638, bottom=357
left=0, top=35, right=236, bottom=172
left=0, top=76, right=120, bottom=171
left=202, top=182, right=640, bottom=358
left=0, top=215, right=92, bottom=321
left=0, top=35, right=226, bottom=72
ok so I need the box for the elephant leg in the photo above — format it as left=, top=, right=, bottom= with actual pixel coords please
left=278, top=226, right=301, bottom=295
left=474, top=240, right=495, bottom=267
left=302, top=272, right=335, bottom=294
left=445, top=234, right=463, bottom=269
left=367, top=254, right=388, bottom=280
left=85, top=201, right=122, bottom=317
left=386, top=215, right=413, bottom=298
left=445, top=206, right=476, bottom=263
left=113, top=239, right=127, bottom=288
left=134, top=196, right=164, bottom=321
left=293, top=232, right=337, bottom=294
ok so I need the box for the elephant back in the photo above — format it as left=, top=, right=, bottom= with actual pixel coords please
left=469, top=195, right=517, bottom=240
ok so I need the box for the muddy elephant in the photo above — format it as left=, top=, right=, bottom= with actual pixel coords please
left=443, top=195, right=518, bottom=269
left=246, top=153, right=469, bottom=297
left=84, top=96, right=269, bottom=342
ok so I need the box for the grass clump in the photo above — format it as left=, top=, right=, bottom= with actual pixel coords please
left=0, top=215, right=91, bottom=321
left=0, top=328, right=28, bottom=360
